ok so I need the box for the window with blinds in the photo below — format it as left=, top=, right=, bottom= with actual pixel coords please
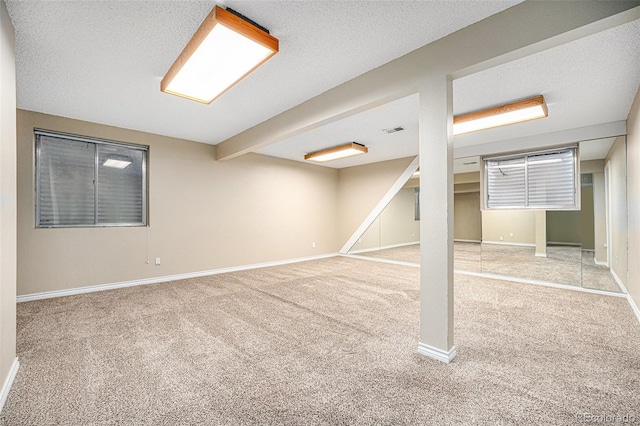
left=35, top=130, right=148, bottom=227
left=483, top=146, right=578, bottom=210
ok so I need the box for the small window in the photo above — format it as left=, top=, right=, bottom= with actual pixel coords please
left=35, top=130, right=148, bottom=227
left=482, top=146, right=578, bottom=210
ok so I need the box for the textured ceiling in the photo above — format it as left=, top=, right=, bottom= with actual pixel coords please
left=452, top=17, right=640, bottom=150
left=5, top=0, right=521, bottom=146
left=260, top=16, right=640, bottom=168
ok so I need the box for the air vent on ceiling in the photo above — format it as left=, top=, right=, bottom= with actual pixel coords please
left=383, top=126, right=405, bottom=134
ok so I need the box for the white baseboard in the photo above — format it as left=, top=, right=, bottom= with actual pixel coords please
left=348, top=241, right=419, bottom=255
left=454, top=269, right=627, bottom=298
left=454, top=239, right=481, bottom=243
left=610, top=268, right=629, bottom=294
left=594, top=258, right=608, bottom=266
left=481, top=241, right=535, bottom=248
left=535, top=253, right=547, bottom=257
left=627, top=293, right=640, bottom=325
left=0, top=358, right=19, bottom=414
left=418, top=343, right=457, bottom=363
left=546, top=241, right=581, bottom=247
left=17, top=253, right=338, bottom=303
left=342, top=254, right=419, bottom=268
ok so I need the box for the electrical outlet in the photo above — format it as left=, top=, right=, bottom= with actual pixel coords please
left=499, top=236, right=503, bottom=241
left=155, top=257, right=161, bottom=266
left=312, top=242, right=316, bottom=248
left=509, top=232, right=514, bottom=237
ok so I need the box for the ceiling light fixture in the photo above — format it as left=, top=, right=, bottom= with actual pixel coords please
left=103, top=158, right=132, bottom=169
left=453, top=95, right=548, bottom=135
left=161, top=6, right=279, bottom=104
left=304, top=142, right=368, bottom=163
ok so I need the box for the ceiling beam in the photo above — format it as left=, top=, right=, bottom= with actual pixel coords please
left=216, top=1, right=640, bottom=161
left=453, top=120, right=627, bottom=159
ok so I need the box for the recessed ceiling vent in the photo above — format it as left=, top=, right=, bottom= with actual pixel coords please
left=383, top=126, right=405, bottom=134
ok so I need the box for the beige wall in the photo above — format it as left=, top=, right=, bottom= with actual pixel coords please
left=546, top=210, right=581, bottom=245
left=379, top=187, right=420, bottom=247
left=605, top=136, right=628, bottom=285
left=454, top=192, right=481, bottom=241
left=0, top=0, right=17, bottom=409
left=592, top=172, right=607, bottom=263
left=337, top=157, right=414, bottom=248
left=581, top=185, right=595, bottom=250
left=351, top=187, right=419, bottom=253
left=627, top=85, right=640, bottom=312
left=454, top=172, right=480, bottom=184
left=17, top=110, right=341, bottom=296
left=481, top=210, right=536, bottom=245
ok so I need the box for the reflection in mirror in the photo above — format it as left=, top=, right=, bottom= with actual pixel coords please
left=347, top=137, right=628, bottom=295
left=347, top=172, right=420, bottom=263
left=579, top=136, right=628, bottom=293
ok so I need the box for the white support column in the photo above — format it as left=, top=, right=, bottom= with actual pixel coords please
left=417, top=74, right=456, bottom=363
left=535, top=210, right=548, bottom=257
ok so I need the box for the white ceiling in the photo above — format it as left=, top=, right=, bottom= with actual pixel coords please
left=5, top=0, right=521, bottom=145
left=6, top=1, right=639, bottom=171
left=260, top=16, right=640, bottom=169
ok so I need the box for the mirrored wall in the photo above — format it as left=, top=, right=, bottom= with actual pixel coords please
left=346, top=137, right=628, bottom=294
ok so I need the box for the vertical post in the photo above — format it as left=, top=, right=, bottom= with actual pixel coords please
left=417, top=74, right=456, bottom=363
left=535, top=210, right=547, bottom=257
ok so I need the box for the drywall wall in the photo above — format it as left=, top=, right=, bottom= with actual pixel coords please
left=17, top=110, right=340, bottom=296
left=454, top=172, right=480, bottom=185
left=379, top=188, right=420, bottom=248
left=337, top=157, right=415, bottom=249
left=0, top=0, right=17, bottom=411
left=605, top=136, right=628, bottom=285
left=350, top=186, right=419, bottom=253
left=481, top=210, right=536, bottom=245
left=627, top=85, right=640, bottom=314
left=581, top=185, right=595, bottom=250
left=546, top=211, right=581, bottom=245
left=454, top=192, right=481, bottom=241
left=593, top=172, right=607, bottom=263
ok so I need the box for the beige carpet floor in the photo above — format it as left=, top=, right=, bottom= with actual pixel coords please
left=361, top=243, right=622, bottom=292
left=1, top=257, right=638, bottom=425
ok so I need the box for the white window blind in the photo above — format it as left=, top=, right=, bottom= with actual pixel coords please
left=484, top=146, right=578, bottom=210
left=36, top=130, right=148, bottom=227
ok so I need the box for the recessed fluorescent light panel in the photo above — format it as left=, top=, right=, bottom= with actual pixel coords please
left=103, top=158, right=132, bottom=169
left=161, top=6, right=279, bottom=104
left=304, top=142, right=368, bottom=163
left=453, top=95, right=548, bottom=135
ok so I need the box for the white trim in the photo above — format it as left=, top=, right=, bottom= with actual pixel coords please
left=348, top=241, right=419, bottom=255
left=454, top=269, right=627, bottom=298
left=454, top=121, right=627, bottom=159
left=454, top=239, right=481, bottom=243
left=627, top=294, right=640, bottom=325
left=610, top=268, right=628, bottom=294
left=417, top=343, right=457, bottom=363
left=17, top=253, right=338, bottom=303
left=0, top=358, right=19, bottom=414
left=342, top=254, right=420, bottom=269
left=481, top=241, right=535, bottom=247
left=535, top=253, right=547, bottom=258
left=546, top=241, right=581, bottom=247
left=594, top=258, right=608, bottom=266
left=339, top=156, right=419, bottom=254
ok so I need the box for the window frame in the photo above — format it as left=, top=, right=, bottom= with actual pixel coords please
left=35, top=129, right=149, bottom=228
left=480, top=145, right=580, bottom=211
